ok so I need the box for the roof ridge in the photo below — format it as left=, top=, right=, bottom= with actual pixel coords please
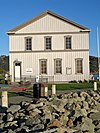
left=7, top=10, right=90, bottom=34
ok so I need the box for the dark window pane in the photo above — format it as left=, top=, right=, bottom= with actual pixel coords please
left=25, top=38, right=32, bottom=50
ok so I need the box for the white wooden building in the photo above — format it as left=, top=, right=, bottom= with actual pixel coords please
left=7, top=10, right=90, bottom=82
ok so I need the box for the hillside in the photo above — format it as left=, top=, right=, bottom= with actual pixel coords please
left=0, top=55, right=98, bottom=74
left=0, top=55, right=9, bottom=74
left=89, top=56, right=98, bottom=74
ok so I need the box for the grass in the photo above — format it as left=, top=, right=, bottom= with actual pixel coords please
left=48, top=83, right=94, bottom=90
left=0, top=82, right=99, bottom=98
left=0, top=91, right=33, bottom=98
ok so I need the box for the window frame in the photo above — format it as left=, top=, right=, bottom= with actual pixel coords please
left=44, top=36, right=52, bottom=50
left=64, top=35, right=72, bottom=50
left=66, top=67, right=72, bottom=75
left=75, top=58, right=83, bottom=74
left=54, top=58, right=62, bottom=74
left=25, top=37, right=32, bottom=51
left=39, top=59, right=47, bottom=75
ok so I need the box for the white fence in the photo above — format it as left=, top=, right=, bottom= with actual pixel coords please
left=14, top=75, right=54, bottom=83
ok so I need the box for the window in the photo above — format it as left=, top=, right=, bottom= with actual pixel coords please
left=65, top=36, right=72, bottom=49
left=45, top=37, right=52, bottom=50
left=75, top=59, right=83, bottom=74
left=25, top=37, right=32, bottom=50
left=40, top=59, right=47, bottom=74
left=54, top=59, right=62, bottom=74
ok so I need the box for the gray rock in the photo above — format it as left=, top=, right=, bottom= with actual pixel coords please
left=26, top=114, right=41, bottom=126
left=0, top=122, right=4, bottom=129
left=44, top=110, right=52, bottom=121
left=89, top=112, right=100, bottom=120
left=33, top=108, right=42, bottom=114
left=26, top=102, right=43, bottom=111
left=51, top=104, right=65, bottom=112
left=0, top=119, right=3, bottom=124
left=8, top=129, right=16, bottom=133
left=6, top=113, right=14, bottom=121
left=21, top=101, right=30, bottom=107
left=78, top=96, right=85, bottom=102
left=52, top=113, right=59, bottom=120
left=96, top=129, right=100, bottom=133
left=15, top=125, right=30, bottom=132
left=31, top=124, right=44, bottom=132
left=7, top=105, right=21, bottom=114
left=45, top=128, right=58, bottom=133
left=0, top=90, right=99, bottom=132
left=4, top=121, right=18, bottom=128
left=72, top=92, right=78, bottom=98
left=0, top=113, right=6, bottom=120
left=96, top=103, right=100, bottom=111
left=59, top=113, right=68, bottom=125
left=64, top=103, right=74, bottom=111
left=52, top=97, right=62, bottom=107
left=82, top=101, right=89, bottom=109
left=96, top=122, right=100, bottom=128
left=26, top=104, right=36, bottom=111
left=82, top=117, right=95, bottom=133
left=72, top=108, right=87, bottom=118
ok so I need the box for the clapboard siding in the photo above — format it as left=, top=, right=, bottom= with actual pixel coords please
left=9, top=33, right=89, bottom=51
left=16, top=15, right=80, bottom=33
left=10, top=51, right=89, bottom=82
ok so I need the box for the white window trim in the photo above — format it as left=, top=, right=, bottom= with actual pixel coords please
left=54, top=58, right=62, bottom=75
left=75, top=58, right=83, bottom=74
left=44, top=36, right=52, bottom=51
left=39, top=59, right=47, bottom=75
left=64, top=35, right=72, bottom=50
left=25, top=37, right=32, bottom=51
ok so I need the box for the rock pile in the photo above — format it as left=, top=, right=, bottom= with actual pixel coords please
left=0, top=90, right=100, bottom=133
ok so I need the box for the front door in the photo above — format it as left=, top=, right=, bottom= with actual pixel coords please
left=14, top=62, right=21, bottom=82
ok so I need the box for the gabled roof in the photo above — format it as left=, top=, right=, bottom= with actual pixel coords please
left=7, top=10, right=90, bottom=34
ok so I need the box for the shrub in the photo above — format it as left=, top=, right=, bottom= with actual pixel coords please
left=78, top=80, right=83, bottom=83
left=69, top=80, right=77, bottom=83
left=83, top=79, right=88, bottom=83
left=89, top=80, right=96, bottom=83
left=0, top=79, right=5, bottom=84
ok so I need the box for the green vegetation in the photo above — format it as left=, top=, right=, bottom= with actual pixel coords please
left=0, top=55, right=9, bottom=73
left=0, top=55, right=9, bottom=83
left=89, top=56, right=98, bottom=74
left=0, top=82, right=100, bottom=98
left=48, top=83, right=93, bottom=90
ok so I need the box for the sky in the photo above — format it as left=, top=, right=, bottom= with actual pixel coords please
left=0, top=0, right=100, bottom=56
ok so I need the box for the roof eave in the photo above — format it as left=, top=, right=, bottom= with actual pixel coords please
left=6, top=31, right=15, bottom=35
left=7, top=10, right=90, bottom=33
left=80, top=29, right=91, bottom=32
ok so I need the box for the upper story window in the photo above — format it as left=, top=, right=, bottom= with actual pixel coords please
left=45, top=36, right=52, bottom=50
left=75, top=58, right=83, bottom=74
left=25, top=37, right=32, bottom=50
left=54, top=59, right=62, bottom=74
left=65, top=36, right=72, bottom=49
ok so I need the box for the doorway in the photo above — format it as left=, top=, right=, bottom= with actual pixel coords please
left=14, top=62, right=21, bottom=82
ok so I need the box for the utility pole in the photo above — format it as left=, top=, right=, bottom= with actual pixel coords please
left=97, top=27, right=100, bottom=81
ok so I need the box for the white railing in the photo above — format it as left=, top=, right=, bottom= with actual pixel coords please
left=20, top=75, right=54, bottom=83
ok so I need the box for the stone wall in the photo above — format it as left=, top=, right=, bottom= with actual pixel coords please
left=0, top=90, right=100, bottom=133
